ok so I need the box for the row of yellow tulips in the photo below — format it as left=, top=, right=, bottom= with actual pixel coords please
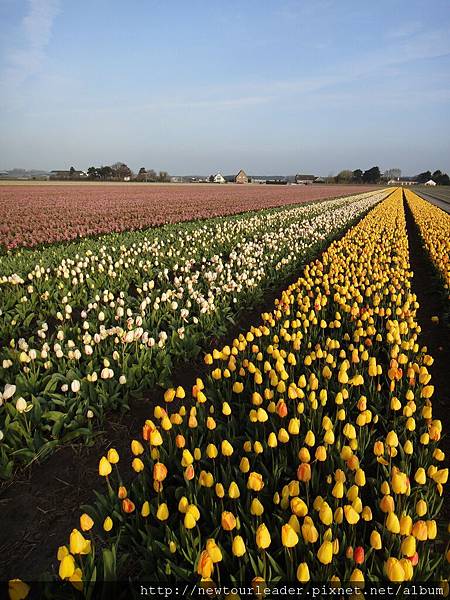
left=404, top=188, right=450, bottom=292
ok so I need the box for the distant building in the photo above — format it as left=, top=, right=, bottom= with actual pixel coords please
left=235, top=169, right=249, bottom=184
left=49, top=170, right=87, bottom=180
left=266, top=178, right=288, bottom=185
left=213, top=172, right=226, bottom=184
left=252, top=178, right=266, bottom=184
left=295, top=174, right=316, bottom=184
left=387, top=178, right=417, bottom=186
left=424, top=179, right=437, bottom=186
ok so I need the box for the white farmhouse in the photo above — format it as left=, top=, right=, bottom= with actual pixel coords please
left=424, top=179, right=437, bottom=186
left=213, top=172, right=226, bottom=184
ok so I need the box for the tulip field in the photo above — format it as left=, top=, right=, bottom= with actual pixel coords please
left=0, top=183, right=379, bottom=250
left=0, top=189, right=386, bottom=478
left=1, top=186, right=449, bottom=593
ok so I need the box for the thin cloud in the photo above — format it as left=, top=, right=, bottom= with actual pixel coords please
left=24, top=93, right=273, bottom=118
left=0, top=0, right=60, bottom=91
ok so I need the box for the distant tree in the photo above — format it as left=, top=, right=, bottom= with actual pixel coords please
left=69, top=166, right=76, bottom=177
left=362, top=166, right=381, bottom=184
left=335, top=169, right=353, bottom=183
left=111, top=162, right=132, bottom=180
left=136, top=167, right=148, bottom=182
left=146, top=169, right=157, bottom=182
left=352, top=169, right=363, bottom=183
left=417, top=171, right=431, bottom=184
left=99, top=165, right=113, bottom=180
left=158, top=171, right=170, bottom=182
left=87, top=166, right=98, bottom=179
left=430, top=170, right=450, bottom=185
left=384, top=168, right=401, bottom=180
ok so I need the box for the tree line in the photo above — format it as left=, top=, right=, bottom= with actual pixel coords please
left=85, top=163, right=170, bottom=182
left=416, top=170, right=450, bottom=185
left=332, top=167, right=449, bottom=185
left=332, top=167, right=382, bottom=184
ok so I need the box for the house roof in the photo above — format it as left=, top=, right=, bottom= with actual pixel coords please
left=51, top=170, right=85, bottom=175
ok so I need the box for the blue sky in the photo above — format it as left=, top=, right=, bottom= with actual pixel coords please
left=0, top=0, right=449, bottom=175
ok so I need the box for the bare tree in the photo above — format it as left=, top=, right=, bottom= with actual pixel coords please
left=384, top=168, right=401, bottom=180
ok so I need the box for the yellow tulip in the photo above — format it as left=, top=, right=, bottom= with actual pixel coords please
left=156, top=503, right=169, bottom=521
left=107, top=448, right=119, bottom=464
left=399, top=515, right=412, bottom=536
left=267, top=432, right=278, bottom=447
left=221, top=440, right=234, bottom=456
left=317, top=540, right=333, bottom=565
left=370, top=530, right=382, bottom=550
left=59, top=554, right=76, bottom=580
left=221, top=511, right=237, bottom=531
left=197, top=550, right=214, bottom=578
left=69, top=529, right=91, bottom=555
left=385, top=557, right=405, bottom=582
left=319, top=502, right=333, bottom=526
left=350, top=568, right=364, bottom=584
left=414, top=468, right=426, bottom=484
left=255, top=523, right=271, bottom=549
left=386, top=512, right=400, bottom=534
left=296, top=562, right=310, bottom=582
left=131, top=440, right=144, bottom=456
left=181, top=449, right=194, bottom=466
left=315, top=445, right=327, bottom=461
left=79, top=513, right=94, bottom=532
left=98, top=456, right=112, bottom=476
left=332, top=481, right=344, bottom=498
left=232, top=535, right=246, bottom=557
left=247, top=471, right=264, bottom=491
left=401, top=536, right=416, bottom=558
left=184, top=512, right=197, bottom=529
left=228, top=481, right=240, bottom=499
left=416, top=499, right=427, bottom=517
left=344, top=505, right=360, bottom=525
left=281, top=524, right=299, bottom=548
left=427, top=520, right=437, bottom=539
left=163, top=388, right=176, bottom=403
left=291, top=497, right=308, bottom=517
left=206, top=539, right=223, bottom=563
left=132, top=458, right=144, bottom=472
left=251, top=498, right=265, bottom=516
